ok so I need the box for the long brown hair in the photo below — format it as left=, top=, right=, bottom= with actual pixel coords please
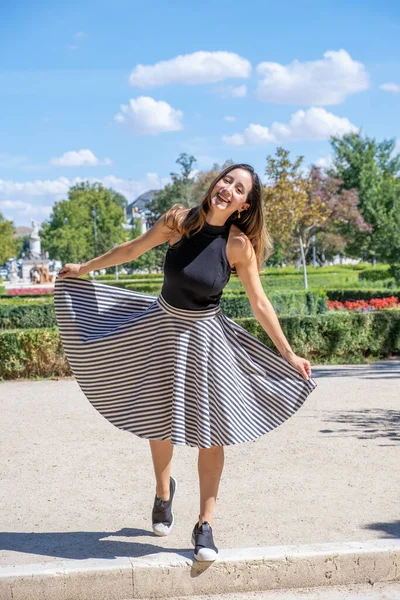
left=162, top=163, right=274, bottom=274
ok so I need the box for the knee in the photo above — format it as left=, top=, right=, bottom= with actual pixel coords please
left=198, top=444, right=224, bottom=457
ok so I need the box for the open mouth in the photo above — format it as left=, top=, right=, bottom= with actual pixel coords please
left=217, top=193, right=229, bottom=204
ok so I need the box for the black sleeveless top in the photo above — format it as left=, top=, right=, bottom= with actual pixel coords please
left=160, top=215, right=233, bottom=310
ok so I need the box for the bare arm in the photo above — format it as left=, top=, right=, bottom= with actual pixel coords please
left=232, top=235, right=313, bottom=381
left=232, top=236, right=295, bottom=361
left=78, top=212, right=175, bottom=275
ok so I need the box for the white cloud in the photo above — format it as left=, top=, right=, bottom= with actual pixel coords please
left=379, top=82, right=400, bottom=94
left=272, top=107, right=358, bottom=141
left=222, top=107, right=359, bottom=146
left=0, top=173, right=171, bottom=226
left=50, top=149, right=112, bottom=167
left=129, top=51, right=251, bottom=88
left=222, top=124, right=275, bottom=146
left=114, top=96, right=183, bottom=135
left=0, top=199, right=53, bottom=219
left=224, top=116, right=237, bottom=122
left=0, top=177, right=72, bottom=198
left=214, top=84, right=247, bottom=98
left=315, top=155, right=334, bottom=170
left=100, top=173, right=170, bottom=202
left=255, top=49, right=369, bottom=105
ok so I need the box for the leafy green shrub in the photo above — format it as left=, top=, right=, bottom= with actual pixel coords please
left=0, top=328, right=71, bottom=379
left=1, top=310, right=399, bottom=379
left=326, top=289, right=400, bottom=302
left=388, top=265, right=400, bottom=284
left=358, top=266, right=392, bottom=282
left=221, top=290, right=328, bottom=317
left=0, top=302, right=56, bottom=329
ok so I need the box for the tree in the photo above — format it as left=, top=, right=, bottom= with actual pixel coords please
left=263, top=147, right=311, bottom=287
left=0, top=213, right=18, bottom=264
left=304, top=166, right=372, bottom=265
left=328, top=132, right=400, bottom=264
left=40, top=182, right=127, bottom=265
left=147, top=153, right=198, bottom=223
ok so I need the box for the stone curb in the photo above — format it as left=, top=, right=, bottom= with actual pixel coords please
left=0, top=539, right=399, bottom=600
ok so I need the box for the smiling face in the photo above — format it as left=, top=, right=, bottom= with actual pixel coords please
left=210, top=168, right=253, bottom=217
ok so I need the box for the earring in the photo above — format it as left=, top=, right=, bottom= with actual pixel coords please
left=237, top=210, right=241, bottom=219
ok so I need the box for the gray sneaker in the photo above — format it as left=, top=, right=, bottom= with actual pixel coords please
left=152, top=476, right=177, bottom=536
left=191, top=520, right=218, bottom=561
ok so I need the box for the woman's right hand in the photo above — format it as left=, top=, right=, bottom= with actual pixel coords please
left=57, top=263, right=85, bottom=280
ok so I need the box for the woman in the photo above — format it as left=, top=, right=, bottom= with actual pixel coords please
left=55, top=163, right=317, bottom=562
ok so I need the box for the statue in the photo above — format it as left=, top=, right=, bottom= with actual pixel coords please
left=17, top=221, right=60, bottom=286
left=10, top=262, right=19, bottom=284
left=28, top=219, right=42, bottom=259
left=39, top=264, right=54, bottom=284
left=30, top=265, right=41, bottom=284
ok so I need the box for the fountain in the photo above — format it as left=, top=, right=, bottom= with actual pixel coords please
left=5, top=220, right=61, bottom=290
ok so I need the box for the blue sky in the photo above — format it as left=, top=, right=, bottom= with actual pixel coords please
left=1, top=0, right=399, bottom=227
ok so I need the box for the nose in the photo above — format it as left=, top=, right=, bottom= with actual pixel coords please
left=221, top=184, right=233, bottom=197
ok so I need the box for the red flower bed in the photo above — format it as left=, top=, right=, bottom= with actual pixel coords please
left=7, top=288, right=54, bottom=295
left=328, top=296, right=400, bottom=312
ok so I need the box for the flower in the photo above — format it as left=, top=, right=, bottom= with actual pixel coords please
left=328, top=297, right=399, bottom=312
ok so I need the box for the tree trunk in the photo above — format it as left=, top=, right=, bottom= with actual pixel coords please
left=299, top=234, right=308, bottom=290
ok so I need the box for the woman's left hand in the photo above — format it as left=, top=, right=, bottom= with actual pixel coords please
left=283, top=352, right=312, bottom=381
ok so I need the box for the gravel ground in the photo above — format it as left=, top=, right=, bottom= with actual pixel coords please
left=0, top=358, right=399, bottom=566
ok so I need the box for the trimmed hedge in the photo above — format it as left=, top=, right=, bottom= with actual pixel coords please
left=2, top=288, right=400, bottom=329
left=221, top=290, right=328, bottom=317
left=358, top=266, right=391, bottom=282
left=0, top=290, right=329, bottom=329
left=0, top=302, right=56, bottom=329
left=1, top=310, right=399, bottom=379
left=389, top=264, right=400, bottom=284
left=325, top=289, right=400, bottom=302
left=239, top=310, right=400, bottom=363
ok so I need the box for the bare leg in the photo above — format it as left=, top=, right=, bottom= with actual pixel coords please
left=149, top=439, right=174, bottom=501
left=197, top=445, right=225, bottom=527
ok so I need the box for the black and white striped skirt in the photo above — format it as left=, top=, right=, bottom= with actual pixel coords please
left=54, top=277, right=318, bottom=448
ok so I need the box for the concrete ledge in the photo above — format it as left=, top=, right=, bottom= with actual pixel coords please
left=1, top=539, right=399, bottom=600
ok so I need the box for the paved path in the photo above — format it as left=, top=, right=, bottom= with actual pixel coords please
left=154, top=583, right=400, bottom=599
left=0, top=359, right=399, bottom=567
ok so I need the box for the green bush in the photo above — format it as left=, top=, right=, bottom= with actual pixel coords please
left=0, top=302, right=56, bottom=329
left=358, top=266, right=392, bottom=282
left=3, top=288, right=400, bottom=329
left=0, top=290, right=328, bottom=328
left=0, top=328, right=71, bottom=379
left=235, top=310, right=400, bottom=364
left=221, top=290, right=328, bottom=317
left=326, top=289, right=400, bottom=302
left=87, top=272, right=164, bottom=280
left=262, top=263, right=370, bottom=275
left=1, top=310, right=399, bottom=379
left=388, top=264, right=400, bottom=284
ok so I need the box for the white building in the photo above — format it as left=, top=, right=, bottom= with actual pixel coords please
left=124, top=190, right=161, bottom=234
